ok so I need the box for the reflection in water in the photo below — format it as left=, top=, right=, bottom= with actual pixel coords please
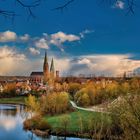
left=0, top=104, right=87, bottom=140
left=0, top=105, right=23, bottom=131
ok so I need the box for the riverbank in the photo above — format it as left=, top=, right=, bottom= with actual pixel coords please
left=0, top=97, right=112, bottom=138
left=24, top=108, right=111, bottom=138
left=0, top=97, right=26, bottom=105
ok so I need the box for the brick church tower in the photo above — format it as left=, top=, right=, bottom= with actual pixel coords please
left=43, top=51, right=49, bottom=84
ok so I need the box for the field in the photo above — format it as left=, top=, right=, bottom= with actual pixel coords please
left=45, top=109, right=111, bottom=133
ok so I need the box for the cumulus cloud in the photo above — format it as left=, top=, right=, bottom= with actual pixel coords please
left=0, top=31, right=30, bottom=43
left=35, top=38, right=49, bottom=49
left=0, top=46, right=26, bottom=60
left=0, top=46, right=26, bottom=75
left=19, top=34, right=30, bottom=42
left=68, top=54, right=140, bottom=76
left=29, top=47, right=40, bottom=55
left=0, top=30, right=93, bottom=52
left=51, top=31, right=80, bottom=43
left=33, top=31, right=81, bottom=51
left=0, top=30, right=17, bottom=42
left=112, top=0, right=125, bottom=10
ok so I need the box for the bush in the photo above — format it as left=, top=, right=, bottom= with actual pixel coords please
left=68, top=83, right=81, bottom=97
left=0, top=83, right=17, bottom=97
left=24, top=115, right=51, bottom=131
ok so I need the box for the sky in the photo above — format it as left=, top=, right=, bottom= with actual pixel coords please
left=0, top=0, right=140, bottom=76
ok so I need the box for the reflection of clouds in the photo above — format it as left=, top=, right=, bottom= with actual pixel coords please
left=0, top=118, right=16, bottom=131
left=0, top=105, right=24, bottom=131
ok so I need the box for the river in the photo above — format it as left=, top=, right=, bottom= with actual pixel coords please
left=0, top=104, right=87, bottom=140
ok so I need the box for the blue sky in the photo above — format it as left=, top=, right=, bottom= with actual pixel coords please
left=0, top=0, right=140, bottom=76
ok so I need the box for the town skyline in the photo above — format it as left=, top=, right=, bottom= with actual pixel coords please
left=0, top=1, right=140, bottom=76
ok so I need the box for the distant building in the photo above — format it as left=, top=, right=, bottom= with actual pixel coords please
left=30, top=72, right=43, bottom=83
left=30, top=51, right=59, bottom=84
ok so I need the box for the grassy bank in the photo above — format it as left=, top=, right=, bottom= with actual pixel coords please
left=0, top=96, right=26, bottom=104
left=44, top=109, right=111, bottom=133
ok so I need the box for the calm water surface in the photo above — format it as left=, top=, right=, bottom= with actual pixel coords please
left=0, top=104, right=86, bottom=140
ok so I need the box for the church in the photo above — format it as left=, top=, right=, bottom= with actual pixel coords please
left=30, top=52, right=59, bottom=84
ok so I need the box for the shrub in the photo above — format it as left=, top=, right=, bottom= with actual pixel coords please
left=24, top=115, right=51, bottom=131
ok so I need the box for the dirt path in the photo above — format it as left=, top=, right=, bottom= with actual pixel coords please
left=70, top=100, right=110, bottom=113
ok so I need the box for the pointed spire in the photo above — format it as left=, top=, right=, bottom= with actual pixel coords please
left=44, top=51, right=48, bottom=64
left=43, top=51, right=48, bottom=69
left=50, top=58, right=55, bottom=72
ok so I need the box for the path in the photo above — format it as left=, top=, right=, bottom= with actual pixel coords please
left=70, top=100, right=110, bottom=113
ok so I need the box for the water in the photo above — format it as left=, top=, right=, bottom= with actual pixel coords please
left=0, top=104, right=86, bottom=140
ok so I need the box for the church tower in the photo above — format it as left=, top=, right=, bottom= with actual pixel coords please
left=50, top=58, right=55, bottom=76
left=43, top=51, right=49, bottom=84
left=50, top=58, right=55, bottom=83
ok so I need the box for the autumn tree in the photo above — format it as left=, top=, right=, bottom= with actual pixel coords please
left=110, top=94, right=140, bottom=140
left=25, top=94, right=40, bottom=117
left=40, top=92, right=70, bottom=114
left=1, top=83, right=17, bottom=97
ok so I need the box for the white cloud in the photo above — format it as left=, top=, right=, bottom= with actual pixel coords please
left=68, top=54, right=140, bottom=76
left=80, top=29, right=94, bottom=38
left=35, top=31, right=81, bottom=51
left=0, top=30, right=90, bottom=52
left=35, top=38, right=49, bottom=49
left=29, top=47, right=40, bottom=55
left=0, top=46, right=26, bottom=75
left=19, top=34, right=30, bottom=42
left=51, top=31, right=80, bottom=43
left=112, top=0, right=125, bottom=10
left=0, top=30, right=17, bottom=42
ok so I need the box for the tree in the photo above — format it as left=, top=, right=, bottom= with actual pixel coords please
left=25, top=94, right=40, bottom=117
left=40, top=92, right=70, bottom=114
left=59, top=114, right=71, bottom=136
left=110, top=94, right=140, bottom=140
left=68, top=82, right=81, bottom=97
left=2, top=83, right=17, bottom=97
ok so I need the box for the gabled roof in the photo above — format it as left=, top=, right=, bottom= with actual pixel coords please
left=30, top=72, right=43, bottom=76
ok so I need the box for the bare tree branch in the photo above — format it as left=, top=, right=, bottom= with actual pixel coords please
left=0, top=0, right=42, bottom=20
left=15, top=0, right=42, bottom=18
left=0, top=0, right=138, bottom=21
left=52, top=0, right=75, bottom=11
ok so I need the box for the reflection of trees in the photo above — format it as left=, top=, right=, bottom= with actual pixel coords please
left=0, top=105, right=25, bottom=117
left=0, top=109, right=17, bottom=117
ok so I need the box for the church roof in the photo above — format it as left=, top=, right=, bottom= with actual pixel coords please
left=30, top=72, right=43, bottom=76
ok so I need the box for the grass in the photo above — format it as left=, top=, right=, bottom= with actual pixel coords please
left=45, top=109, right=112, bottom=133
left=0, top=96, right=26, bottom=104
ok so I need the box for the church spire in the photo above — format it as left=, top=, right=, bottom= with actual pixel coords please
left=43, top=51, right=49, bottom=83
left=50, top=58, right=55, bottom=72
left=44, top=51, right=48, bottom=67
